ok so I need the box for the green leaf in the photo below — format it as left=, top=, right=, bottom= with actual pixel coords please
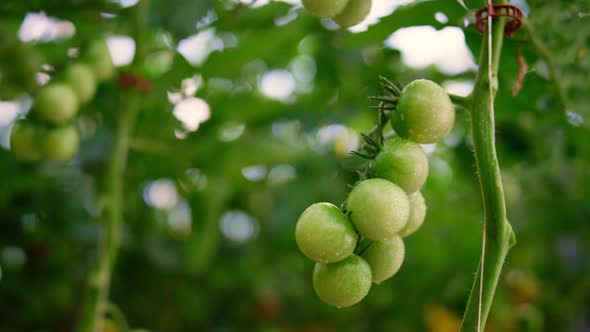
left=344, top=0, right=468, bottom=48
left=150, top=0, right=213, bottom=38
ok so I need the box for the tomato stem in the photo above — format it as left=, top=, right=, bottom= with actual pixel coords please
left=448, top=93, right=472, bottom=110
left=459, top=1, right=517, bottom=331
left=76, top=1, right=149, bottom=331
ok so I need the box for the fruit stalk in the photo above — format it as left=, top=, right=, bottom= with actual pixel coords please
left=77, top=1, right=149, bottom=331
left=460, top=1, right=517, bottom=331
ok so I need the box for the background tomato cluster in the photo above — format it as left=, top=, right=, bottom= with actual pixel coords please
left=0, top=0, right=589, bottom=331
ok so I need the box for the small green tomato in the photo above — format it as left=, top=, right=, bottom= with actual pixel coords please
left=295, top=203, right=358, bottom=263
left=391, top=79, right=455, bottom=144
left=62, top=62, right=97, bottom=104
left=33, top=83, right=79, bottom=126
left=371, top=137, right=429, bottom=194
left=9, top=119, right=43, bottom=162
left=43, top=124, right=79, bottom=161
left=346, top=178, right=410, bottom=241
left=313, top=254, right=372, bottom=308
left=302, top=0, right=350, bottom=18
left=84, top=39, right=115, bottom=82
left=361, top=236, right=405, bottom=284
left=399, top=191, right=427, bottom=237
left=332, top=0, right=372, bottom=28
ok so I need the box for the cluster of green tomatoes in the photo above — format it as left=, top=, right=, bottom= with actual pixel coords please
left=10, top=39, right=114, bottom=162
left=295, top=79, right=456, bottom=308
left=302, top=0, right=373, bottom=28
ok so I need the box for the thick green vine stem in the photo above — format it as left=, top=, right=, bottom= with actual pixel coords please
left=460, top=2, right=517, bottom=331
left=77, top=1, right=149, bottom=331
left=77, top=92, right=141, bottom=332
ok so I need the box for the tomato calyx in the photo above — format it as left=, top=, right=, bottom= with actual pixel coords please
left=348, top=77, right=404, bottom=175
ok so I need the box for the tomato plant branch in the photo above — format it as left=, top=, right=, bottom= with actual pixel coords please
left=459, top=2, right=517, bottom=331
left=77, top=92, right=142, bottom=332
left=522, top=19, right=571, bottom=119
left=449, top=93, right=472, bottom=110
left=77, top=1, right=149, bottom=331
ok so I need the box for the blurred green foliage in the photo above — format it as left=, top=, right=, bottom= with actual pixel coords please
left=0, top=0, right=589, bottom=331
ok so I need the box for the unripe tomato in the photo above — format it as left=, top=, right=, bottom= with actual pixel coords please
left=62, top=62, right=97, bottom=104
left=312, top=254, right=372, bottom=308
left=346, top=178, right=410, bottom=241
left=302, top=0, right=350, bottom=18
left=33, top=83, right=79, bottom=125
left=43, top=124, right=79, bottom=161
left=391, top=79, right=455, bottom=144
left=399, top=191, right=426, bottom=237
left=84, top=39, right=115, bottom=82
left=371, top=137, right=428, bottom=194
left=9, top=119, right=43, bottom=161
left=295, top=203, right=358, bottom=263
left=332, top=0, right=372, bottom=28
left=361, top=236, right=405, bottom=284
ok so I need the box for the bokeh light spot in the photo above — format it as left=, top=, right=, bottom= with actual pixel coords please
left=260, top=70, right=296, bottom=101
left=220, top=210, right=259, bottom=244
left=143, top=179, right=178, bottom=210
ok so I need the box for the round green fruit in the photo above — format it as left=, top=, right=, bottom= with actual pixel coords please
left=295, top=203, right=358, bottom=263
left=333, top=0, right=372, bottom=28
left=371, top=137, right=429, bottom=194
left=62, top=62, right=97, bottom=104
left=84, top=39, right=115, bottom=82
left=361, top=236, right=405, bottom=284
left=10, top=120, right=43, bottom=161
left=302, top=0, right=350, bottom=18
left=312, top=254, right=372, bottom=308
left=399, top=191, right=427, bottom=237
left=391, top=79, right=455, bottom=144
left=44, top=124, right=79, bottom=161
left=346, top=178, right=410, bottom=241
left=33, top=83, right=79, bottom=125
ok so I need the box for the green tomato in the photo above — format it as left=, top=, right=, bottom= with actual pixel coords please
left=295, top=203, right=358, bottom=263
left=361, top=236, right=405, bottom=284
left=43, top=124, right=79, bottom=161
left=371, top=137, right=429, bottom=194
left=391, top=79, right=455, bottom=144
left=302, top=0, right=350, bottom=18
left=84, top=39, right=115, bottom=82
left=332, top=0, right=372, bottom=28
left=9, top=119, right=43, bottom=162
left=346, top=178, right=410, bottom=241
left=312, top=254, right=372, bottom=308
left=399, top=191, right=427, bottom=237
left=62, top=62, right=97, bottom=104
left=33, top=83, right=79, bottom=125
